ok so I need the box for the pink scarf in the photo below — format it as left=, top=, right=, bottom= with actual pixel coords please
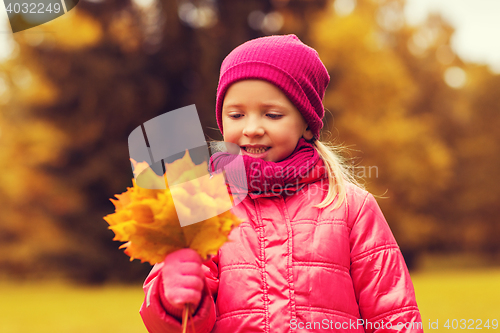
left=209, top=138, right=326, bottom=195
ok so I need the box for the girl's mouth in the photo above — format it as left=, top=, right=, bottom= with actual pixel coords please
left=243, top=146, right=271, bottom=154
left=240, top=146, right=271, bottom=158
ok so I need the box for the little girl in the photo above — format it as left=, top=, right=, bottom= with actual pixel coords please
left=140, top=34, right=423, bottom=333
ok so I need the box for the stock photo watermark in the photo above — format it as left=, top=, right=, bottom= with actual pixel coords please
left=347, top=164, right=379, bottom=179
left=290, top=318, right=424, bottom=331
left=128, top=104, right=248, bottom=227
left=128, top=104, right=382, bottom=226
left=242, top=162, right=379, bottom=196
left=290, top=318, right=499, bottom=331
left=2, top=0, right=78, bottom=33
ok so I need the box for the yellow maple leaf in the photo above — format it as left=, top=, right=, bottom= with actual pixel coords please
left=104, top=150, right=241, bottom=264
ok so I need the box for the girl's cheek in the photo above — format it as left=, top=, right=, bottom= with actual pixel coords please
left=223, top=134, right=237, bottom=144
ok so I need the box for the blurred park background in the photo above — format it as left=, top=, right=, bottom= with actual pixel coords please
left=0, top=0, right=499, bottom=331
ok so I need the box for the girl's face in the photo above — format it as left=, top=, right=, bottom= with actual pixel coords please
left=222, top=79, right=313, bottom=162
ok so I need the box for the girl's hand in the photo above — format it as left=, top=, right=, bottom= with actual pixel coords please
left=161, top=248, right=205, bottom=310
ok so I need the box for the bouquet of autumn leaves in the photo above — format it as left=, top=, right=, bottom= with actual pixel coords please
left=104, top=150, right=241, bottom=332
left=104, top=150, right=241, bottom=264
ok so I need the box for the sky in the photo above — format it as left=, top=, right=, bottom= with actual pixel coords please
left=1, top=0, right=500, bottom=72
left=404, top=0, right=500, bottom=73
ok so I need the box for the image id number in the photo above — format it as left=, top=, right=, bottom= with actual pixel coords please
left=444, top=319, right=498, bottom=330
left=5, top=2, right=62, bottom=14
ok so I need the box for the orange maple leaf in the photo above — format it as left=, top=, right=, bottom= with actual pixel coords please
left=104, top=150, right=240, bottom=265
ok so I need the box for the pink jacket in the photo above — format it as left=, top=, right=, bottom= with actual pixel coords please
left=140, top=176, right=423, bottom=332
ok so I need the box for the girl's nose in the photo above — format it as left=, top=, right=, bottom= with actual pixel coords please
left=242, top=119, right=265, bottom=137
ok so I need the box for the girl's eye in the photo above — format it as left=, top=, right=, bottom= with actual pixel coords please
left=228, top=114, right=242, bottom=119
left=267, top=114, right=282, bottom=119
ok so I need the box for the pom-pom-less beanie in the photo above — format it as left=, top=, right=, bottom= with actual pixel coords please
left=215, top=34, right=330, bottom=140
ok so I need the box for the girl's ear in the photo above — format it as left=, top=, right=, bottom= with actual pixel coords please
left=303, top=126, right=314, bottom=141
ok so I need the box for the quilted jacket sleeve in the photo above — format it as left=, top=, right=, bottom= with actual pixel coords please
left=349, top=191, right=423, bottom=333
left=140, top=254, right=219, bottom=333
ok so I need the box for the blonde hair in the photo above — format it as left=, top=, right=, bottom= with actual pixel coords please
left=311, top=139, right=366, bottom=210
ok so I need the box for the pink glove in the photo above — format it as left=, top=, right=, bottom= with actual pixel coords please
left=161, top=249, right=205, bottom=312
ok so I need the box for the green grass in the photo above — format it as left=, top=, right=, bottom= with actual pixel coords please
left=1, top=269, right=499, bottom=332
left=412, top=269, right=500, bottom=332
left=0, top=281, right=148, bottom=333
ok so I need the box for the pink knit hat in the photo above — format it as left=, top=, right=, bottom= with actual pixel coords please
left=215, top=34, right=330, bottom=140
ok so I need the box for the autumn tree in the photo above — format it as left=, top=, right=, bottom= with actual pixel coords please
left=310, top=0, right=500, bottom=267
left=0, top=0, right=329, bottom=282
